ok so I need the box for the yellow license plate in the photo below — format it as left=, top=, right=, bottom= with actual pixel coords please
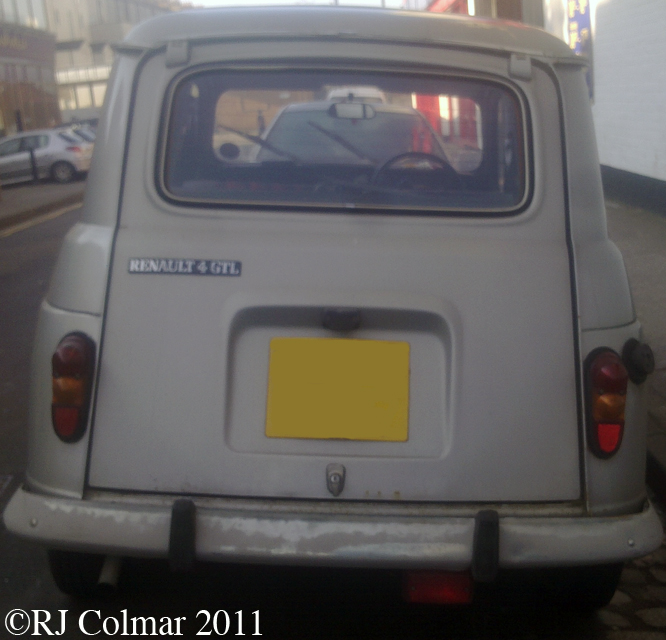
left=265, top=338, right=409, bottom=441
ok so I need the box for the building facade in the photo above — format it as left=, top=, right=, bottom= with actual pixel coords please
left=45, top=0, right=180, bottom=123
left=0, top=0, right=59, bottom=136
left=543, top=0, right=666, bottom=183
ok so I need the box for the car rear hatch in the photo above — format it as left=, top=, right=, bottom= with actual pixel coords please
left=87, top=50, right=581, bottom=504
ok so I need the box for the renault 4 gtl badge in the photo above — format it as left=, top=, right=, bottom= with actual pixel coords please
left=128, top=258, right=241, bottom=276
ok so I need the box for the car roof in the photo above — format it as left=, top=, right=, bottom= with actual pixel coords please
left=122, top=6, right=575, bottom=61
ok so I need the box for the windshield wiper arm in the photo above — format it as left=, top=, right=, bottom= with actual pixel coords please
left=307, top=121, right=376, bottom=164
left=216, top=124, right=302, bottom=163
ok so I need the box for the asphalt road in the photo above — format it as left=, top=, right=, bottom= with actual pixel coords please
left=2, top=204, right=666, bottom=639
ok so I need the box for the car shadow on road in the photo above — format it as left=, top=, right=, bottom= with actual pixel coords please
left=51, top=560, right=603, bottom=639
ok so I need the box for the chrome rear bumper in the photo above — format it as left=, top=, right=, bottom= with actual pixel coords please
left=4, top=486, right=662, bottom=568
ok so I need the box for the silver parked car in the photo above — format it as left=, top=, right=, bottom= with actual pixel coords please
left=3, top=7, right=662, bottom=607
left=0, top=128, right=93, bottom=185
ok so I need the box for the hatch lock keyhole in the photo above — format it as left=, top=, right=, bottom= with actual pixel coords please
left=326, top=463, right=346, bottom=497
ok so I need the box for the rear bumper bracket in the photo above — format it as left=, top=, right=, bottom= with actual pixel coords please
left=472, top=509, right=500, bottom=582
left=169, top=498, right=196, bottom=572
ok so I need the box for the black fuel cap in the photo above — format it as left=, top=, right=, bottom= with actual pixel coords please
left=622, top=338, right=655, bottom=385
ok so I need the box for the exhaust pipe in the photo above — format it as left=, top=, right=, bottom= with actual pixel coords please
left=97, top=555, right=121, bottom=589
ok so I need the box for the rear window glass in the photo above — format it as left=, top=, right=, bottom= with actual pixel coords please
left=58, top=131, right=79, bottom=144
left=162, top=71, right=527, bottom=214
left=73, top=128, right=95, bottom=142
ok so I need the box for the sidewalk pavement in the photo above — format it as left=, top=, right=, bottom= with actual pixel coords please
left=0, top=179, right=86, bottom=230
left=2, top=169, right=666, bottom=505
left=603, top=167, right=666, bottom=504
left=606, top=209, right=666, bottom=500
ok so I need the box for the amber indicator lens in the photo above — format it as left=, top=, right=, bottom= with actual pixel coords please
left=586, top=349, right=628, bottom=458
left=51, top=332, right=95, bottom=443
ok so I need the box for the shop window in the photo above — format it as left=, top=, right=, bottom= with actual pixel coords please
left=92, top=82, right=107, bottom=107
left=58, top=86, right=77, bottom=111
left=17, top=0, right=30, bottom=27
left=2, top=0, right=17, bottom=23
left=75, top=84, right=93, bottom=109
left=31, top=0, right=47, bottom=29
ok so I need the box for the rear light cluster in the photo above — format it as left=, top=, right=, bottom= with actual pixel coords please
left=585, top=348, right=628, bottom=458
left=51, top=332, right=96, bottom=442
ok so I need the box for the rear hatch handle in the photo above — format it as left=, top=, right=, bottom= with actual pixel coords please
left=322, top=308, right=361, bottom=332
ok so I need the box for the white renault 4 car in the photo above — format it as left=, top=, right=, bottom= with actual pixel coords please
left=4, top=6, right=662, bottom=607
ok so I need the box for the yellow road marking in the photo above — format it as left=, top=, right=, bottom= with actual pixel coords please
left=0, top=203, right=81, bottom=238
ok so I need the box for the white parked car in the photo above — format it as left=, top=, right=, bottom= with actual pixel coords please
left=0, top=128, right=92, bottom=185
left=3, top=7, right=662, bottom=607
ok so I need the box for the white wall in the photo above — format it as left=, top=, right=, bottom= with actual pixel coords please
left=542, top=0, right=568, bottom=42
left=543, top=0, right=666, bottom=181
left=591, top=0, right=666, bottom=180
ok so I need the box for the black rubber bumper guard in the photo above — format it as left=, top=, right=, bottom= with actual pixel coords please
left=168, top=499, right=197, bottom=572
left=472, top=509, right=500, bottom=583
left=168, top=499, right=501, bottom=581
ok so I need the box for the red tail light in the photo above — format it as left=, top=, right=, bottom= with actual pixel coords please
left=403, top=571, right=473, bottom=604
left=66, top=146, right=82, bottom=153
left=585, top=349, right=628, bottom=458
left=52, top=333, right=96, bottom=442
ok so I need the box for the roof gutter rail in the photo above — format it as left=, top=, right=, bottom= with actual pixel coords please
left=119, top=32, right=583, bottom=67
